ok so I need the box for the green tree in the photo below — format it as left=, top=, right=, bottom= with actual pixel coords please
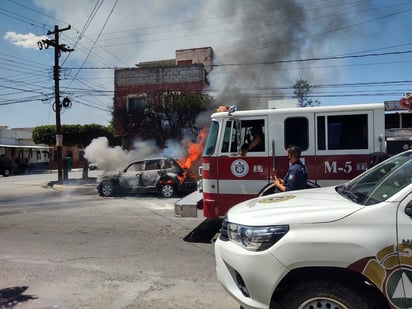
left=32, top=125, right=55, bottom=146
left=142, top=92, right=210, bottom=148
left=111, top=102, right=146, bottom=149
left=32, top=124, right=117, bottom=147
left=293, top=79, right=320, bottom=107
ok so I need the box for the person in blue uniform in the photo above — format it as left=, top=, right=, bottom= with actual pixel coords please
left=273, top=145, right=307, bottom=192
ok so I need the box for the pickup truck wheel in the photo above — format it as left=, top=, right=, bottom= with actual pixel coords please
left=275, top=279, right=382, bottom=309
left=99, top=180, right=115, bottom=197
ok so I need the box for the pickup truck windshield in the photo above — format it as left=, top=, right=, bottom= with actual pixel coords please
left=336, top=151, right=412, bottom=205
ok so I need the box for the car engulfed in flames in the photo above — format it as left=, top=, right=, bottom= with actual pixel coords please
left=97, top=157, right=197, bottom=198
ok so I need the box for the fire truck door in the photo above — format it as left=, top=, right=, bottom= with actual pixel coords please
left=216, top=117, right=270, bottom=197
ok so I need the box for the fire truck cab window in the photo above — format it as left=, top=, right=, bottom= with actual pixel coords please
left=241, top=120, right=265, bottom=152
left=317, top=114, right=368, bottom=150
left=221, top=121, right=239, bottom=153
left=203, top=121, right=219, bottom=156
left=221, top=119, right=265, bottom=154
left=284, top=117, right=308, bottom=151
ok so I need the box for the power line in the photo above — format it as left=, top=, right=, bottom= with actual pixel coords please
left=64, top=0, right=119, bottom=90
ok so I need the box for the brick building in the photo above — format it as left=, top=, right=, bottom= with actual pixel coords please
left=113, top=47, right=213, bottom=147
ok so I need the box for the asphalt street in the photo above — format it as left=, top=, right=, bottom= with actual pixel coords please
left=0, top=169, right=238, bottom=309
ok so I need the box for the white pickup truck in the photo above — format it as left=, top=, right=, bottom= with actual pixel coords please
left=215, top=150, right=412, bottom=309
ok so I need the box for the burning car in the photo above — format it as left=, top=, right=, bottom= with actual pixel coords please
left=97, top=157, right=197, bottom=198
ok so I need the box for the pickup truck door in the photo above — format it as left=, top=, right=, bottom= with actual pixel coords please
left=394, top=193, right=412, bottom=307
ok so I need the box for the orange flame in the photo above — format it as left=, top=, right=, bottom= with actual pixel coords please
left=178, top=128, right=208, bottom=170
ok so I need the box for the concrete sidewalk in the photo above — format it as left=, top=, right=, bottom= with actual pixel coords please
left=48, top=168, right=99, bottom=190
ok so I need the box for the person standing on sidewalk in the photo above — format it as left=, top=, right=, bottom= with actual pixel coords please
left=273, top=145, right=307, bottom=192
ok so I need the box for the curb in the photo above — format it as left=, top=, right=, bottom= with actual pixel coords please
left=49, top=178, right=98, bottom=191
left=52, top=183, right=97, bottom=191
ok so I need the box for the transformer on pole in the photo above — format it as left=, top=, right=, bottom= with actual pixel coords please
left=38, top=25, right=74, bottom=183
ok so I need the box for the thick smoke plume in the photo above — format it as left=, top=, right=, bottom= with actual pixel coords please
left=205, top=0, right=354, bottom=110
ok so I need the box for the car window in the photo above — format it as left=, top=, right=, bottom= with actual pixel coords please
left=164, top=159, right=173, bottom=169
left=127, top=162, right=143, bottom=172
left=145, top=160, right=160, bottom=171
left=365, top=160, right=412, bottom=204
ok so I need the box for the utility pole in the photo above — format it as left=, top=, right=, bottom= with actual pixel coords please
left=38, top=25, right=74, bottom=183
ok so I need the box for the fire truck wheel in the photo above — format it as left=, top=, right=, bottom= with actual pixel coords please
left=275, top=278, right=386, bottom=309
left=161, top=183, right=175, bottom=198
left=99, top=180, right=115, bottom=197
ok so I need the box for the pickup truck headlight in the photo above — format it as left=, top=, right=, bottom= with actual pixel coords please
left=227, top=223, right=289, bottom=251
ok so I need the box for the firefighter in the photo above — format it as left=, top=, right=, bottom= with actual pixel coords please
left=273, top=145, right=307, bottom=192
left=241, top=125, right=265, bottom=156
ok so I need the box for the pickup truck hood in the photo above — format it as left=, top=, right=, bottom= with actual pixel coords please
left=226, top=186, right=363, bottom=226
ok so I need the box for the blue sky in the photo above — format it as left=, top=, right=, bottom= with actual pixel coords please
left=0, top=0, right=411, bottom=129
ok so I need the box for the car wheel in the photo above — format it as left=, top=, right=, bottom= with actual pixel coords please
left=3, top=168, right=11, bottom=177
left=99, top=180, right=115, bottom=197
left=161, top=184, right=175, bottom=198
left=275, top=278, right=386, bottom=309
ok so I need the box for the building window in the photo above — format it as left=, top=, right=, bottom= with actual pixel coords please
left=128, top=95, right=147, bottom=112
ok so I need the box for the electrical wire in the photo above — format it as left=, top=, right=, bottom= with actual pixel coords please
left=1, top=0, right=412, bottom=118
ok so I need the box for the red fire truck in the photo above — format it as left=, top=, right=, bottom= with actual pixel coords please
left=200, top=99, right=412, bottom=219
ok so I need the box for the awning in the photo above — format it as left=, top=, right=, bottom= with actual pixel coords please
left=0, top=144, right=50, bottom=149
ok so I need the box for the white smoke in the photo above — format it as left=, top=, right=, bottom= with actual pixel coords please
left=84, top=136, right=191, bottom=173
left=84, top=137, right=131, bottom=173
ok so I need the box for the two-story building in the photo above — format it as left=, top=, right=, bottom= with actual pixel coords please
left=113, top=47, right=213, bottom=148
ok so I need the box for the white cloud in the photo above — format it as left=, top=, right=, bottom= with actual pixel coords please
left=3, top=31, right=47, bottom=49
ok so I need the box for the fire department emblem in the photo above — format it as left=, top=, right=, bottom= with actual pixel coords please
left=258, top=195, right=296, bottom=203
left=231, top=159, right=249, bottom=177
